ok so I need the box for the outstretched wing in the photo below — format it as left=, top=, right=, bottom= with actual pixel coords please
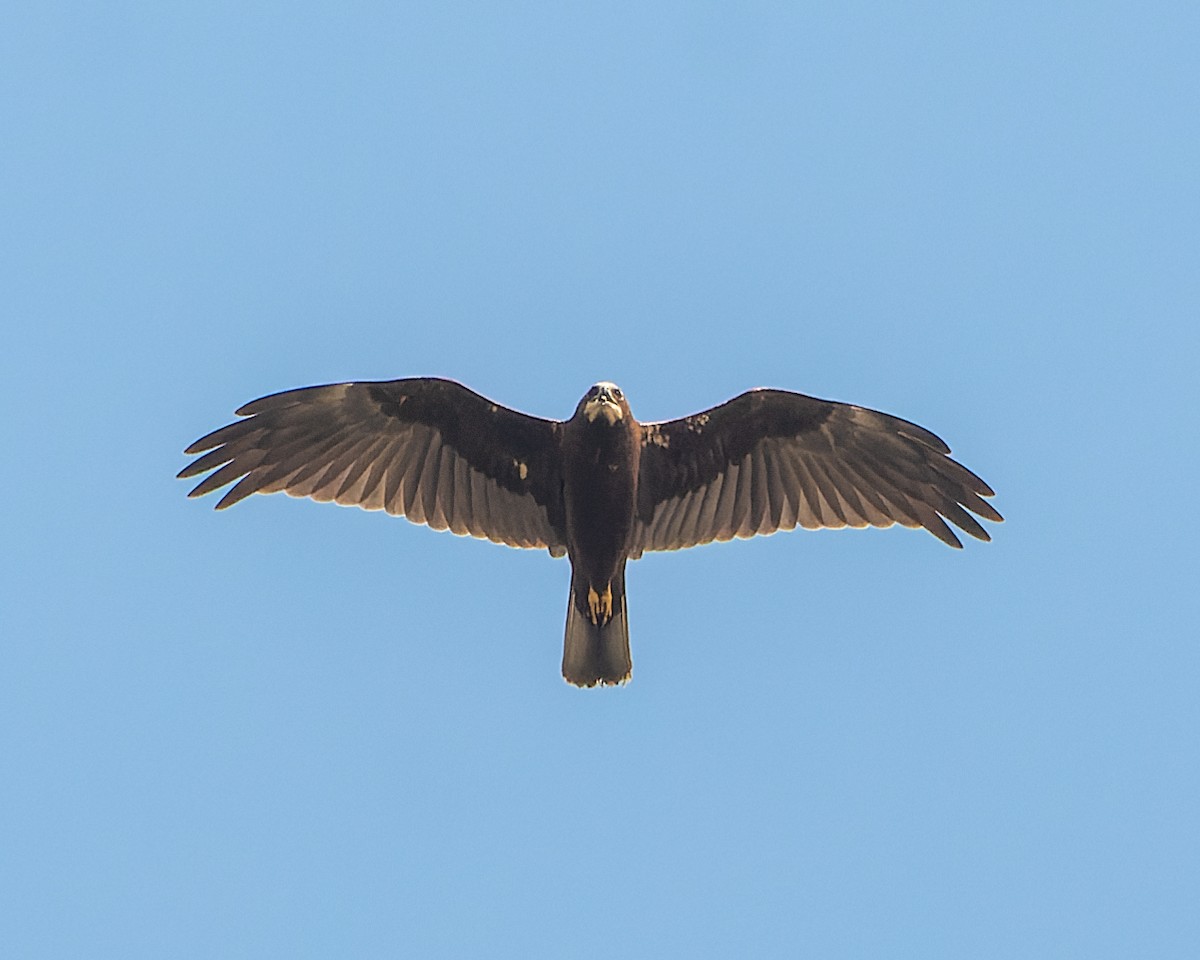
left=631, top=388, right=1001, bottom=556
left=180, top=378, right=567, bottom=553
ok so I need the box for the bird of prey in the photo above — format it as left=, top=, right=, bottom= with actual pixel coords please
left=180, top=379, right=1001, bottom=686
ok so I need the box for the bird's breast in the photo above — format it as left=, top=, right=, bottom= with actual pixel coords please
left=562, top=425, right=639, bottom=575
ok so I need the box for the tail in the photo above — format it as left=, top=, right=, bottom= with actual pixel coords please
left=562, top=566, right=631, bottom=687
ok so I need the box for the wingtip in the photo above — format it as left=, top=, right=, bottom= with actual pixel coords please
left=937, top=526, right=964, bottom=549
left=185, top=483, right=219, bottom=505
left=213, top=485, right=255, bottom=510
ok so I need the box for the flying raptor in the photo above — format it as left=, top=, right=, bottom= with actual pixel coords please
left=180, top=379, right=1002, bottom=686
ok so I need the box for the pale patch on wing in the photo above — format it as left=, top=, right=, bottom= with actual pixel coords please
left=643, top=424, right=670, bottom=448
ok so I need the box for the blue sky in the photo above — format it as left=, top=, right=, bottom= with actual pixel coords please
left=3, top=2, right=1198, bottom=957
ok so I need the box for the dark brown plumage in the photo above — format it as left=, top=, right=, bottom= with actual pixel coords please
left=180, top=378, right=1002, bottom=686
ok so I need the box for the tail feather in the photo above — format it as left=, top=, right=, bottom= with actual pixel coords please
left=562, top=568, right=631, bottom=687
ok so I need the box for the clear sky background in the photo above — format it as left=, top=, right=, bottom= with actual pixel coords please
left=3, top=2, right=1198, bottom=957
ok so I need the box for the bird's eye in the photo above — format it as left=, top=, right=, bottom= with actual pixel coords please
left=612, top=388, right=623, bottom=400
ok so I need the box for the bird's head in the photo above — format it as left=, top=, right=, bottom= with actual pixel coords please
left=577, top=382, right=629, bottom=426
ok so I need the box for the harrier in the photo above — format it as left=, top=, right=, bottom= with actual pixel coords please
left=180, top=379, right=1001, bottom=686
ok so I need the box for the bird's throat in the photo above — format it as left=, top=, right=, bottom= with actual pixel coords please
left=583, top=399, right=623, bottom=425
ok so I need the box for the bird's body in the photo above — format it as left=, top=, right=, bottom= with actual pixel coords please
left=560, top=383, right=639, bottom=685
left=562, top=384, right=638, bottom=595
left=181, top=378, right=1002, bottom=686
